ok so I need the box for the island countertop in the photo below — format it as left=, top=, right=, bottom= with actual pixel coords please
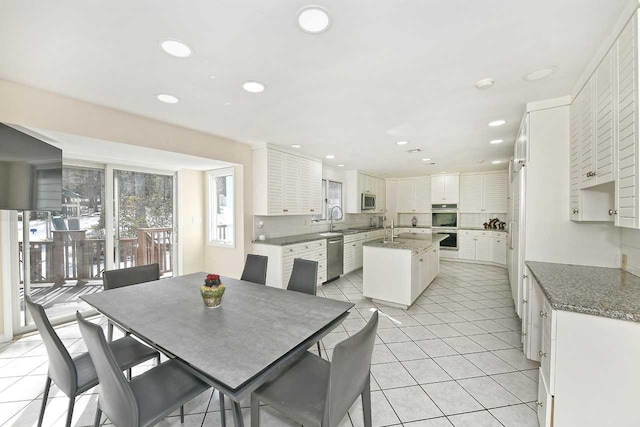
left=526, top=261, right=640, bottom=322
left=363, top=235, right=447, bottom=253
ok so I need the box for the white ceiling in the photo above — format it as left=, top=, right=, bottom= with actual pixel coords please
left=0, top=0, right=630, bottom=177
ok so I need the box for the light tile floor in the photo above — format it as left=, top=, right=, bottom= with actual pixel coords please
left=0, top=261, right=539, bottom=427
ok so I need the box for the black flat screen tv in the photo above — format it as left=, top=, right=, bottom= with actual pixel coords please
left=0, top=123, right=62, bottom=211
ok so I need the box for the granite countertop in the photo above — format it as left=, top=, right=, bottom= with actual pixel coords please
left=363, top=235, right=447, bottom=253
left=253, top=227, right=385, bottom=246
left=526, top=261, right=640, bottom=322
left=395, top=225, right=432, bottom=229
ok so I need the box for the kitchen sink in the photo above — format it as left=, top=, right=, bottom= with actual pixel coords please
left=319, top=232, right=343, bottom=237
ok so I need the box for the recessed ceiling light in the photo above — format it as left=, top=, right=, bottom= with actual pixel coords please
left=291, top=144, right=302, bottom=148
left=156, top=94, right=179, bottom=104
left=492, top=160, right=502, bottom=164
left=422, top=158, right=431, bottom=162
left=223, top=102, right=232, bottom=106
left=337, top=164, right=345, bottom=167
left=160, top=39, right=192, bottom=58
left=325, top=155, right=335, bottom=159
left=524, top=66, right=557, bottom=81
left=488, top=120, right=506, bottom=127
left=396, top=140, right=409, bottom=146
left=489, top=139, right=504, bottom=144
left=242, top=81, right=266, bottom=93
left=441, top=171, right=447, bottom=174
left=297, top=6, right=332, bottom=35
left=475, top=78, right=494, bottom=89
left=209, top=75, right=216, bottom=79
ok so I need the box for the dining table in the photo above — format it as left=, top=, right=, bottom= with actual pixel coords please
left=81, top=272, right=354, bottom=427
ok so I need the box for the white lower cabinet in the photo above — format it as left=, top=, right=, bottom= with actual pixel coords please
left=416, top=245, right=439, bottom=296
left=254, top=239, right=327, bottom=288
left=458, top=230, right=506, bottom=265
left=537, top=369, right=553, bottom=427
left=343, top=230, right=386, bottom=274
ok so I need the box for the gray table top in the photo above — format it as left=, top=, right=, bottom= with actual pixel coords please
left=81, top=273, right=353, bottom=394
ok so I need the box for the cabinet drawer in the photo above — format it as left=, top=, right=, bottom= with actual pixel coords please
left=537, top=369, right=553, bottom=427
left=282, top=245, right=300, bottom=257
left=459, top=230, right=475, bottom=236
left=297, top=240, right=326, bottom=252
left=344, top=234, right=361, bottom=244
left=541, top=298, right=556, bottom=340
left=476, top=231, right=491, bottom=236
left=494, top=232, right=507, bottom=238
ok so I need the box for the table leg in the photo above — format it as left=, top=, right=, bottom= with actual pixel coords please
left=231, top=401, right=244, bottom=427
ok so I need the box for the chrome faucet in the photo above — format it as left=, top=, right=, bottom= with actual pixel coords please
left=384, top=218, right=396, bottom=243
left=329, top=205, right=343, bottom=232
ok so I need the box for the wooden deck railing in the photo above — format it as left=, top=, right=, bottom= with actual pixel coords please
left=20, top=227, right=173, bottom=284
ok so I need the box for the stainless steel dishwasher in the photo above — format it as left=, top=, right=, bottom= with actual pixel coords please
left=326, top=236, right=344, bottom=282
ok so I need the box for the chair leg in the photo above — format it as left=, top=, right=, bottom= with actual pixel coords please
left=94, top=407, right=102, bottom=427
left=250, top=396, right=259, bottom=427
left=231, top=401, right=244, bottom=427
left=219, top=390, right=226, bottom=426
left=316, top=341, right=322, bottom=357
left=65, top=396, right=76, bottom=427
left=127, top=368, right=132, bottom=380
left=180, top=405, right=185, bottom=423
left=37, top=376, right=52, bottom=427
left=361, top=375, right=372, bottom=427
left=107, top=322, right=114, bottom=342
left=157, top=353, right=162, bottom=366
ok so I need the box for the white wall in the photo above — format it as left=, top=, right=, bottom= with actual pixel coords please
left=525, top=104, right=621, bottom=267
left=621, top=228, right=640, bottom=275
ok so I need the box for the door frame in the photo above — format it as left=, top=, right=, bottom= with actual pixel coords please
left=5, top=159, right=180, bottom=338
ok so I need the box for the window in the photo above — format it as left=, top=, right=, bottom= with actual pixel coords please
left=207, top=168, right=235, bottom=247
left=312, top=179, right=343, bottom=222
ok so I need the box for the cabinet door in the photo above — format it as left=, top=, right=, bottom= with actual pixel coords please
left=475, top=235, right=492, bottom=262
left=418, top=253, right=429, bottom=295
left=386, top=179, right=398, bottom=212
left=355, top=240, right=364, bottom=269
left=595, top=48, right=615, bottom=184
left=444, top=175, right=459, bottom=204
left=310, top=160, right=323, bottom=214
left=267, top=149, right=285, bottom=215
left=343, top=243, right=356, bottom=273
left=579, top=78, right=596, bottom=189
left=297, top=158, right=312, bottom=214
left=458, top=232, right=476, bottom=260
left=412, top=253, right=422, bottom=301
left=570, top=93, right=582, bottom=220
left=615, top=17, right=639, bottom=228
left=414, top=177, right=431, bottom=212
left=283, top=154, right=299, bottom=214
left=431, top=175, right=446, bottom=203
left=460, top=175, right=483, bottom=213
left=483, top=173, right=508, bottom=213
left=491, top=237, right=506, bottom=265
left=376, top=178, right=386, bottom=213
left=427, top=246, right=439, bottom=285
left=397, top=179, right=416, bottom=212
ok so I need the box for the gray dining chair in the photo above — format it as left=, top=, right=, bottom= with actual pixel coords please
left=240, top=254, right=268, bottom=285
left=251, top=310, right=379, bottom=427
left=25, top=297, right=159, bottom=427
left=76, top=312, right=212, bottom=427
left=287, top=258, right=322, bottom=356
left=103, top=264, right=160, bottom=342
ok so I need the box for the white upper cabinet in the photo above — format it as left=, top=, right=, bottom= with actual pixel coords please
left=596, top=49, right=615, bottom=184
left=386, top=179, right=398, bottom=212
left=615, top=16, right=639, bottom=228
left=570, top=92, right=582, bottom=220
left=396, top=179, right=416, bottom=212
left=431, top=174, right=459, bottom=204
left=253, top=146, right=323, bottom=216
left=394, top=177, right=432, bottom=213
left=414, top=177, right=432, bottom=212
left=345, top=171, right=386, bottom=213
left=459, top=172, right=507, bottom=213
left=579, top=78, right=596, bottom=189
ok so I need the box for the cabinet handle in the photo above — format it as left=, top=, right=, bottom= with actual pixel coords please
left=539, top=310, right=548, bottom=317
left=523, top=274, right=528, bottom=279
left=283, top=209, right=288, bottom=212
left=310, top=209, right=314, bottom=212
left=522, top=299, right=528, bottom=304
left=609, top=209, right=618, bottom=216
left=538, top=350, right=547, bottom=357
left=572, top=209, right=579, bottom=214
left=353, top=244, right=356, bottom=247
left=535, top=401, right=543, bottom=407
left=420, top=259, right=424, bottom=262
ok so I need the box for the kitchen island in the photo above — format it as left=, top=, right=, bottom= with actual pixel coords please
left=363, top=234, right=446, bottom=308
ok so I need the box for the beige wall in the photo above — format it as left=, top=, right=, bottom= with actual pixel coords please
left=179, top=169, right=205, bottom=274
left=0, top=80, right=254, bottom=338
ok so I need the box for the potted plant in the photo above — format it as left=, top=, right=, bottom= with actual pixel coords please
left=200, top=274, right=226, bottom=308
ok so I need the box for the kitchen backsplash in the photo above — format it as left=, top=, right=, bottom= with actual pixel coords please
left=459, top=213, right=507, bottom=228
left=621, top=228, right=640, bottom=276
left=397, top=213, right=432, bottom=227
left=254, top=213, right=383, bottom=239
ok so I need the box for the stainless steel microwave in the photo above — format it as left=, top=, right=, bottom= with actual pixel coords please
left=361, top=193, right=376, bottom=210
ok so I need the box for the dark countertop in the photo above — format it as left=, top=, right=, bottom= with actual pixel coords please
left=526, top=261, right=640, bottom=322
left=395, top=225, right=432, bottom=229
left=253, top=227, right=385, bottom=246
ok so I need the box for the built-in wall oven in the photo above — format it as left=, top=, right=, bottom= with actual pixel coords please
left=432, top=229, right=458, bottom=250
left=432, top=204, right=458, bottom=250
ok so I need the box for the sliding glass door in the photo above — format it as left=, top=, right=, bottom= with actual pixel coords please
left=14, top=163, right=176, bottom=333
left=114, top=170, right=174, bottom=276
left=16, top=166, right=106, bottom=329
